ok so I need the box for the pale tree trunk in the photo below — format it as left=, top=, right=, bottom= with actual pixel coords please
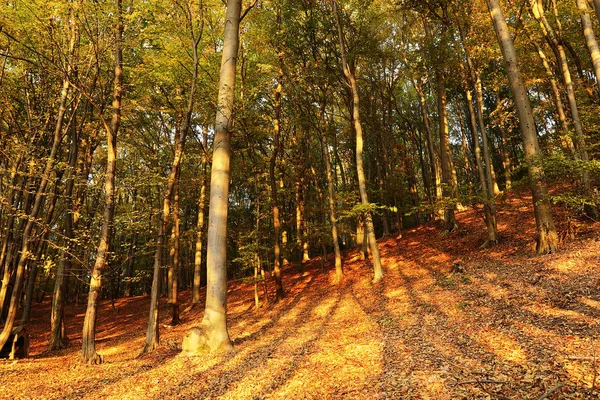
left=530, top=0, right=589, bottom=184
left=269, top=40, right=285, bottom=300
left=333, top=0, right=383, bottom=282
left=488, top=0, right=558, bottom=254
left=193, top=133, right=208, bottom=305
left=474, top=74, right=500, bottom=196
left=528, top=36, right=575, bottom=155
left=320, top=101, right=343, bottom=282
left=181, top=0, right=241, bottom=355
left=81, top=0, right=123, bottom=364
left=169, top=168, right=181, bottom=325
left=436, top=67, right=459, bottom=233
left=466, top=89, right=498, bottom=246
left=577, top=0, right=600, bottom=92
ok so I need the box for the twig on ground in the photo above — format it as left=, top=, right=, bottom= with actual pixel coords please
left=536, top=383, right=565, bottom=400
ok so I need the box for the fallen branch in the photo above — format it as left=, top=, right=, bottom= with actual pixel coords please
left=537, top=383, right=565, bottom=400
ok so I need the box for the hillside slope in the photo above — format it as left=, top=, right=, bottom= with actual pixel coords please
left=1, top=190, right=599, bottom=399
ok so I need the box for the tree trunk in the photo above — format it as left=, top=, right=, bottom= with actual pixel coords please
left=143, top=0, right=203, bottom=352
left=169, top=168, right=181, bottom=325
left=269, top=42, right=285, bottom=300
left=466, top=90, right=498, bottom=246
left=415, top=79, right=441, bottom=205
left=528, top=37, right=575, bottom=155
left=576, top=0, right=600, bottom=92
left=0, top=34, right=74, bottom=352
left=333, top=1, right=383, bottom=282
left=193, top=134, right=208, bottom=305
left=488, top=0, right=558, bottom=254
left=531, top=0, right=589, bottom=184
left=436, top=67, right=459, bottom=233
left=181, top=0, right=240, bottom=355
left=50, top=121, right=78, bottom=350
left=81, top=0, right=123, bottom=364
left=593, top=0, right=600, bottom=22
left=320, top=102, right=343, bottom=282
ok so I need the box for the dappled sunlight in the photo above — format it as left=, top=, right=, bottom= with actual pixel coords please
left=4, top=191, right=600, bottom=399
left=523, top=303, right=593, bottom=324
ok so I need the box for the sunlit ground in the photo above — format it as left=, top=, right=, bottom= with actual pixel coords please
left=1, top=190, right=599, bottom=399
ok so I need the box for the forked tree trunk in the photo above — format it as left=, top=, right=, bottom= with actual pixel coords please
left=181, top=0, right=241, bottom=355
left=333, top=0, right=383, bottom=282
left=81, top=0, right=123, bottom=364
left=487, top=0, right=558, bottom=254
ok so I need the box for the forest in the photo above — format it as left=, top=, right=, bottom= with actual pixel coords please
left=0, top=0, right=600, bottom=398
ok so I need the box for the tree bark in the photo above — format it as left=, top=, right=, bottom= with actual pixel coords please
left=193, top=133, right=208, bottom=304
left=269, top=34, right=285, bottom=300
left=436, top=67, right=459, bottom=233
left=81, top=0, right=123, bottom=364
left=528, top=36, right=575, bottom=155
left=182, top=0, right=240, bottom=355
left=333, top=0, right=383, bottom=282
left=576, top=0, right=600, bottom=93
left=530, top=0, right=589, bottom=181
left=320, top=101, right=343, bottom=282
left=487, top=0, right=558, bottom=254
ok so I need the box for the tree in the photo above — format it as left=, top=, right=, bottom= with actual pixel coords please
left=333, top=0, right=384, bottom=283
left=181, top=0, right=242, bottom=355
left=487, top=0, right=559, bottom=254
left=81, top=0, right=123, bottom=364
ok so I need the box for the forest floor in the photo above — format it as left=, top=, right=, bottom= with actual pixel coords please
left=1, top=188, right=600, bottom=399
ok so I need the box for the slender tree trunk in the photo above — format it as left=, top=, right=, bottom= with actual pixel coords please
left=50, top=127, right=78, bottom=350
left=182, top=0, right=241, bottom=355
left=436, top=67, right=459, bottom=233
left=0, top=34, right=74, bottom=351
left=531, top=0, right=589, bottom=183
left=415, top=79, right=441, bottom=204
left=81, top=0, right=123, bottom=364
left=488, top=0, right=558, bottom=254
left=143, top=1, right=203, bottom=352
left=269, top=42, right=285, bottom=300
left=528, top=37, right=575, bottom=155
left=333, top=0, right=383, bottom=282
left=466, top=90, right=498, bottom=246
left=169, top=168, right=181, bottom=325
left=22, top=171, right=62, bottom=325
left=320, top=102, right=343, bottom=282
left=577, top=0, right=600, bottom=92
left=193, top=134, right=208, bottom=305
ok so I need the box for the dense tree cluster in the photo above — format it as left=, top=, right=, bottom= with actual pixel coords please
left=0, top=0, right=598, bottom=361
